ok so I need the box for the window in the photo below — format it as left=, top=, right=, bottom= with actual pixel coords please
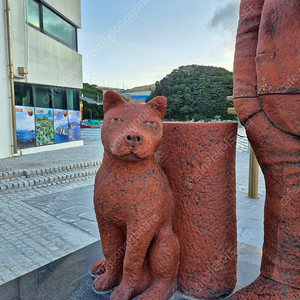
left=53, top=88, right=67, bottom=109
left=15, top=83, right=34, bottom=106
left=27, top=1, right=77, bottom=51
left=27, top=0, right=40, bottom=29
left=14, top=84, right=80, bottom=110
left=43, top=6, right=76, bottom=50
left=34, top=86, right=52, bottom=108
left=67, top=90, right=80, bottom=110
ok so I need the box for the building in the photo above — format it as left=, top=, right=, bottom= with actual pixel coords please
left=120, top=91, right=152, bottom=103
left=0, top=0, right=82, bottom=159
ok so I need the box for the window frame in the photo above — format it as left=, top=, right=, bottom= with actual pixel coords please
left=27, top=0, right=78, bottom=52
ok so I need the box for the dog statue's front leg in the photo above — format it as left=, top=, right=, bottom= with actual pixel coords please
left=110, top=221, right=156, bottom=300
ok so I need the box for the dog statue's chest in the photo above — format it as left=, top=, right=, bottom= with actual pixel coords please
left=94, top=162, right=165, bottom=224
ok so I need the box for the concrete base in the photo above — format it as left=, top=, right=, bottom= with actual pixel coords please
left=0, top=240, right=260, bottom=300
left=20, top=140, right=84, bottom=155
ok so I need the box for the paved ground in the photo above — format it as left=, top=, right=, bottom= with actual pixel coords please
left=0, top=127, right=266, bottom=293
left=0, top=128, right=103, bottom=173
left=0, top=129, right=103, bottom=200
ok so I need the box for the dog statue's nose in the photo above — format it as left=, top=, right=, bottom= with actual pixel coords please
left=126, top=134, right=142, bottom=145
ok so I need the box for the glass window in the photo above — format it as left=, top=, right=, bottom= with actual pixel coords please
left=53, top=88, right=67, bottom=109
left=34, top=86, right=52, bottom=108
left=42, top=6, right=76, bottom=50
left=67, top=90, right=80, bottom=110
left=15, top=83, right=34, bottom=107
left=27, top=0, right=40, bottom=29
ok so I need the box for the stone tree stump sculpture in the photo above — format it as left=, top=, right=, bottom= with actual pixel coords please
left=156, top=122, right=237, bottom=299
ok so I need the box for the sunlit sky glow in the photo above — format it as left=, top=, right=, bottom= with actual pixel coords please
left=78, top=0, right=240, bottom=89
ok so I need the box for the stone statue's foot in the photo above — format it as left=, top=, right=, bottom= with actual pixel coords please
left=91, top=258, right=106, bottom=278
left=138, top=279, right=177, bottom=300
left=110, top=270, right=152, bottom=300
left=93, top=271, right=121, bottom=293
left=228, top=275, right=300, bottom=299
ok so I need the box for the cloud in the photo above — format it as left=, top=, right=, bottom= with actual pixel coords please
left=209, top=0, right=239, bottom=32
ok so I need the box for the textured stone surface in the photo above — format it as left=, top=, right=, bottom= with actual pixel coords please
left=93, top=91, right=179, bottom=300
left=229, top=275, right=300, bottom=300
left=231, top=0, right=300, bottom=297
left=156, top=122, right=237, bottom=299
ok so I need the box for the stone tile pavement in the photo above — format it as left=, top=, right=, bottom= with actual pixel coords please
left=0, top=196, right=97, bottom=285
left=23, top=184, right=100, bottom=239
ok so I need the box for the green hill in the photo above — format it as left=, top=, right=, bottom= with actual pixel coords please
left=146, top=65, right=236, bottom=121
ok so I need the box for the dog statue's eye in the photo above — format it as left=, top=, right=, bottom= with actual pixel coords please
left=144, top=121, right=156, bottom=127
left=111, top=118, right=123, bottom=123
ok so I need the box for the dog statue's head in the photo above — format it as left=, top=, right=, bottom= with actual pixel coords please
left=101, top=90, right=167, bottom=161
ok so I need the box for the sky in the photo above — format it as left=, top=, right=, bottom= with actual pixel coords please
left=78, top=0, right=240, bottom=89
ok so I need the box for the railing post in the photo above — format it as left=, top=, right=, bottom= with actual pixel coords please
left=226, top=95, right=259, bottom=199
left=248, top=146, right=259, bottom=199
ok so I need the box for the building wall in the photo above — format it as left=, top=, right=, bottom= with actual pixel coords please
left=44, top=0, right=81, bottom=27
left=0, top=0, right=13, bottom=159
left=10, top=0, right=27, bottom=82
left=0, top=0, right=83, bottom=158
left=26, top=27, right=82, bottom=89
left=11, top=0, right=82, bottom=89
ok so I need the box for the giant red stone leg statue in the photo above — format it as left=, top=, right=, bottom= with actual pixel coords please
left=228, top=99, right=300, bottom=299
left=229, top=0, right=300, bottom=297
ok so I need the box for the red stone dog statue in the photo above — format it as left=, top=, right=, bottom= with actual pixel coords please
left=91, top=91, right=179, bottom=300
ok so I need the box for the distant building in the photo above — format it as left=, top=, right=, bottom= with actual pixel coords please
left=96, top=87, right=122, bottom=95
left=120, top=91, right=152, bottom=103
left=0, top=0, right=82, bottom=158
left=80, top=96, right=103, bottom=105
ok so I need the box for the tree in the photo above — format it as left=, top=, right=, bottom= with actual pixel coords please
left=82, top=83, right=103, bottom=102
left=82, top=101, right=104, bottom=120
left=146, top=65, right=236, bottom=121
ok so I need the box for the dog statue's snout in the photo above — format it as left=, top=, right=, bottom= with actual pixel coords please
left=126, top=133, right=142, bottom=145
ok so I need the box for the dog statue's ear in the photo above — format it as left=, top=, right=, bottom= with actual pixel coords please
left=103, top=90, right=126, bottom=114
left=146, top=96, right=167, bottom=119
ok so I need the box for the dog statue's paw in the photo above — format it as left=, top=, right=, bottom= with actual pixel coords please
left=91, top=258, right=106, bottom=278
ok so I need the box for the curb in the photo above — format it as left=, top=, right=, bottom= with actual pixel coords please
left=0, top=161, right=101, bottom=193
